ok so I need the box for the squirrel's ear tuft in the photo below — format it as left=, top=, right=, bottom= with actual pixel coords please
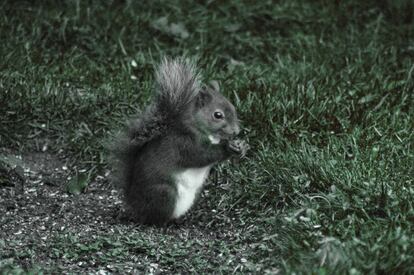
left=196, top=88, right=212, bottom=108
left=209, top=80, right=220, bottom=93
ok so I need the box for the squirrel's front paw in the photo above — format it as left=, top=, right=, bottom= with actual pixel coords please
left=228, top=139, right=249, bottom=157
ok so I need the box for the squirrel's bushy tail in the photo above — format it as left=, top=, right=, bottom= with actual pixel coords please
left=155, top=57, right=201, bottom=115
left=111, top=57, right=201, bottom=191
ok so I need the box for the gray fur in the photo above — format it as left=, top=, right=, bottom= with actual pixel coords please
left=155, top=57, right=201, bottom=115
left=111, top=58, right=199, bottom=194
left=111, top=57, right=246, bottom=225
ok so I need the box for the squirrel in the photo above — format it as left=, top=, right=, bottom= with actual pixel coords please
left=112, top=57, right=249, bottom=226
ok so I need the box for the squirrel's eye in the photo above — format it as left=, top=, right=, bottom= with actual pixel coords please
left=213, top=111, right=224, bottom=120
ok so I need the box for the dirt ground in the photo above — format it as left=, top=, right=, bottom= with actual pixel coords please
left=0, top=149, right=255, bottom=273
left=1, top=150, right=113, bottom=268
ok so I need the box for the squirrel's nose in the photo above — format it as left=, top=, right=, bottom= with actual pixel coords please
left=233, top=125, right=240, bottom=136
left=224, top=124, right=240, bottom=137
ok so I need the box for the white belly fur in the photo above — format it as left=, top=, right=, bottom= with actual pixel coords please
left=172, top=166, right=211, bottom=218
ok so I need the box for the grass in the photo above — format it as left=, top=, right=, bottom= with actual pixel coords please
left=1, top=0, right=413, bottom=273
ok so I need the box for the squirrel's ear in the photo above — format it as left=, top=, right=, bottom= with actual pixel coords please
left=209, top=80, right=220, bottom=93
left=196, top=88, right=212, bottom=108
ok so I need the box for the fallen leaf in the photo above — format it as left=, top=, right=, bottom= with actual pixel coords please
left=66, top=173, right=89, bottom=195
